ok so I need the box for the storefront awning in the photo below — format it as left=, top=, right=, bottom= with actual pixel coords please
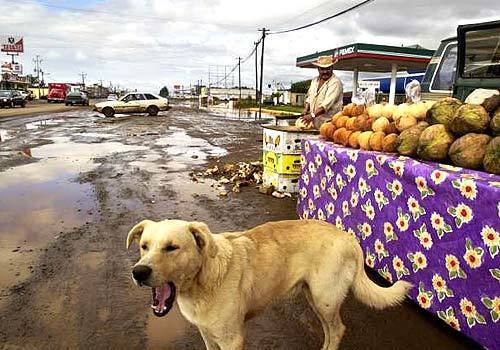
left=296, top=43, right=434, bottom=72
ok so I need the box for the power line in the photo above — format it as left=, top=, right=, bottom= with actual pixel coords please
left=268, top=0, right=374, bottom=35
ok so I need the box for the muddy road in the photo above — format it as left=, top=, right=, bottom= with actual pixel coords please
left=0, top=105, right=479, bottom=349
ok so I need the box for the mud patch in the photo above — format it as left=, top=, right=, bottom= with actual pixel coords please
left=78, top=251, right=106, bottom=270
left=146, top=307, right=192, bottom=349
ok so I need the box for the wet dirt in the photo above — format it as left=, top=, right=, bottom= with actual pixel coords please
left=0, top=105, right=481, bottom=349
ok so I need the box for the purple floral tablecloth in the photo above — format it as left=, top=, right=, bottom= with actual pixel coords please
left=297, top=139, right=500, bottom=350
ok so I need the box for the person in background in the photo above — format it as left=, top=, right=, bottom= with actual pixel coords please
left=302, top=55, right=343, bottom=129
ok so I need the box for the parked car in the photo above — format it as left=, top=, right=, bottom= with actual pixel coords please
left=107, top=94, right=118, bottom=101
left=0, top=90, right=26, bottom=108
left=65, top=91, right=89, bottom=106
left=94, top=92, right=169, bottom=117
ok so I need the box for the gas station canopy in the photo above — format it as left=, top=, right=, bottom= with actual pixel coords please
left=296, top=43, right=435, bottom=104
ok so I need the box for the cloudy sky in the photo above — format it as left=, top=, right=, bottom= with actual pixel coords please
left=0, top=0, right=497, bottom=93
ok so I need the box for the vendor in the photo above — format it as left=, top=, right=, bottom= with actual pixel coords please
left=302, top=55, right=343, bottom=129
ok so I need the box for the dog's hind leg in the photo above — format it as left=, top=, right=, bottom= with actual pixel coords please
left=304, top=286, right=330, bottom=350
left=307, top=264, right=355, bottom=350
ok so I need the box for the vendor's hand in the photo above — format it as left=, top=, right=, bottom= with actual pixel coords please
left=302, top=114, right=313, bottom=123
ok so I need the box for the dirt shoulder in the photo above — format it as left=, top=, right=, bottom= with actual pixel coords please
left=0, top=102, right=90, bottom=118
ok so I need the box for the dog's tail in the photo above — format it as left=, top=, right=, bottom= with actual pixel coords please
left=351, top=241, right=412, bottom=309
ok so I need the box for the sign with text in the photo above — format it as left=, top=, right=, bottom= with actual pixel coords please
left=1, top=36, right=24, bottom=53
left=359, top=80, right=381, bottom=90
left=333, top=45, right=356, bottom=58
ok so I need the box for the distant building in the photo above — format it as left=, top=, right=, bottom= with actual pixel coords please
left=1, top=62, right=29, bottom=90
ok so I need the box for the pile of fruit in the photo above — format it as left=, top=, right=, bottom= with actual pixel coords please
left=319, top=88, right=500, bottom=174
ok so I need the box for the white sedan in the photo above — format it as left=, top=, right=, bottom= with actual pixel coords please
left=95, top=92, right=169, bottom=117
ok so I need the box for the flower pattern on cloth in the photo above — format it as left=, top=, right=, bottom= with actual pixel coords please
left=297, top=140, right=500, bottom=350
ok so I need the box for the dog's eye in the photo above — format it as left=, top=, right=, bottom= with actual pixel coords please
left=164, top=245, right=178, bottom=252
left=141, top=244, right=148, bottom=250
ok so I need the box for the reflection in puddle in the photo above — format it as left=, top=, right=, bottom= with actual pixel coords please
left=0, top=129, right=11, bottom=142
left=146, top=306, right=191, bottom=350
left=30, top=137, right=147, bottom=159
left=0, top=137, right=148, bottom=295
left=25, top=119, right=66, bottom=130
left=0, top=159, right=95, bottom=294
left=156, top=131, right=227, bottom=172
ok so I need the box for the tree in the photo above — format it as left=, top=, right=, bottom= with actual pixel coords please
left=291, top=80, right=311, bottom=93
left=159, top=86, right=169, bottom=97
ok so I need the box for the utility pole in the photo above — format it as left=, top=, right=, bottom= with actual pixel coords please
left=254, top=41, right=258, bottom=106
left=238, top=57, right=241, bottom=102
left=79, top=72, right=87, bottom=88
left=238, top=57, right=242, bottom=119
left=98, top=79, right=103, bottom=98
left=258, top=28, right=268, bottom=120
left=32, top=55, right=43, bottom=99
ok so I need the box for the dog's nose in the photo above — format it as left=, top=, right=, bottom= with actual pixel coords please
left=132, top=265, right=152, bottom=281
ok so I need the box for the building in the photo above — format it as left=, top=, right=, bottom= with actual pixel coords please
left=1, top=62, right=29, bottom=90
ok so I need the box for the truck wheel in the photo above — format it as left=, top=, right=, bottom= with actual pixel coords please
left=102, top=107, right=115, bottom=118
left=147, top=105, right=159, bottom=116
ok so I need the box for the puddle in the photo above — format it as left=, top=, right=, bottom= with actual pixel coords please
left=25, top=119, right=66, bottom=130
left=0, top=137, right=148, bottom=298
left=0, top=128, right=11, bottom=142
left=74, top=132, right=118, bottom=139
left=0, top=159, right=96, bottom=297
left=146, top=306, right=191, bottom=349
left=31, top=136, right=147, bottom=159
left=156, top=130, right=227, bottom=172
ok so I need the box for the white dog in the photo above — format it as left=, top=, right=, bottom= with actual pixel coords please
left=127, top=219, right=411, bottom=350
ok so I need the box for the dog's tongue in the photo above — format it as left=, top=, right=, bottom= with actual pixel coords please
left=152, top=283, right=171, bottom=314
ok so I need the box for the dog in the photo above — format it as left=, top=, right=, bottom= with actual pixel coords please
left=127, top=219, right=412, bottom=350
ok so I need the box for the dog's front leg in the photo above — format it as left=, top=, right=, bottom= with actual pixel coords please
left=199, top=327, right=220, bottom=350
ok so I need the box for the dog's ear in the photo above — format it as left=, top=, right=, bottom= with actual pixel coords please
left=189, top=222, right=218, bottom=258
left=126, top=220, right=153, bottom=250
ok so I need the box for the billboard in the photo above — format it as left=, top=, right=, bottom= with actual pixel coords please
left=1, top=62, right=22, bottom=75
left=1, top=36, right=24, bottom=53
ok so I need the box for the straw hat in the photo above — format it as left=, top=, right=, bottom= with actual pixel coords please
left=312, top=55, right=337, bottom=68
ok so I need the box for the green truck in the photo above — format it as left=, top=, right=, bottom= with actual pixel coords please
left=421, top=20, right=499, bottom=101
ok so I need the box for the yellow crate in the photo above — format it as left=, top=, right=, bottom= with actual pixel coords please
left=263, top=150, right=302, bottom=175
left=263, top=167, right=299, bottom=193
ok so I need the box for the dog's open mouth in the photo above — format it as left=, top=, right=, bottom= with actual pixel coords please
left=151, top=282, right=176, bottom=317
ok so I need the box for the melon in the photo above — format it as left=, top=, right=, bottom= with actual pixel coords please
left=348, top=131, right=361, bottom=148
left=372, top=117, right=390, bottom=132
left=489, top=107, right=500, bottom=136
left=382, top=133, right=398, bottom=153
left=396, top=123, right=427, bottom=156
left=448, top=133, right=491, bottom=169
left=395, top=115, right=417, bottom=132
left=369, top=131, right=385, bottom=151
left=295, top=117, right=314, bottom=129
left=417, top=124, right=455, bottom=161
left=483, top=136, right=500, bottom=174
left=450, top=104, right=490, bottom=135
left=358, top=131, right=373, bottom=150
left=427, top=97, right=462, bottom=126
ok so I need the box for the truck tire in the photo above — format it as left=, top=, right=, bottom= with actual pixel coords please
left=147, top=105, right=159, bottom=116
left=102, top=107, right=115, bottom=118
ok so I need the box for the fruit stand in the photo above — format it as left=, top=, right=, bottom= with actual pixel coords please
left=297, top=139, right=499, bottom=349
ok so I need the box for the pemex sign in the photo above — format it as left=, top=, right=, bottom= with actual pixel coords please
left=1, top=36, right=24, bottom=53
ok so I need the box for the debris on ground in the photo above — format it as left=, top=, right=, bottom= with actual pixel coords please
left=192, top=161, right=293, bottom=199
